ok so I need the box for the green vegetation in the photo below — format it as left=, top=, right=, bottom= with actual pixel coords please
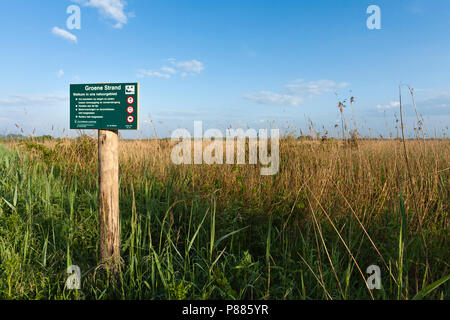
left=0, top=137, right=448, bottom=299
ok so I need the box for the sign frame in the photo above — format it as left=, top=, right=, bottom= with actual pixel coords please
left=70, top=82, right=139, bottom=130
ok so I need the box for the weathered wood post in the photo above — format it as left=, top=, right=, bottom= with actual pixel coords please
left=98, top=129, right=120, bottom=274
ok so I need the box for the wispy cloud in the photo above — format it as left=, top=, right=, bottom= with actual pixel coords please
left=168, top=59, right=205, bottom=75
left=286, top=80, right=349, bottom=96
left=244, top=79, right=349, bottom=107
left=137, top=70, right=171, bottom=79
left=417, top=92, right=450, bottom=115
left=138, top=59, right=205, bottom=79
left=371, top=91, right=450, bottom=117
left=0, top=94, right=67, bottom=107
left=376, top=101, right=400, bottom=110
left=75, top=0, right=129, bottom=28
left=161, top=66, right=177, bottom=74
left=420, top=91, right=450, bottom=108
left=243, top=91, right=304, bottom=107
left=57, top=70, right=64, bottom=78
left=52, top=27, right=77, bottom=43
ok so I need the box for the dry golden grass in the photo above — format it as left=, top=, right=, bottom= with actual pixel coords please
left=1, top=136, right=449, bottom=299
left=8, top=137, right=449, bottom=230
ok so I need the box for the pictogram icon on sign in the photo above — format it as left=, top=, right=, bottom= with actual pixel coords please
left=127, top=106, right=134, bottom=114
left=127, top=115, right=134, bottom=123
left=127, top=96, right=134, bottom=104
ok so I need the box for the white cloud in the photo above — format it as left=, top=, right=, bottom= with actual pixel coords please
left=244, top=79, right=349, bottom=107
left=52, top=27, right=77, bottom=43
left=371, top=91, right=450, bottom=117
left=137, top=69, right=171, bottom=79
left=417, top=92, right=450, bottom=114
left=161, top=66, right=177, bottom=74
left=57, top=70, right=64, bottom=78
left=169, top=59, right=205, bottom=74
left=138, top=59, right=205, bottom=79
left=76, top=0, right=128, bottom=28
left=376, top=101, right=400, bottom=110
left=286, top=79, right=349, bottom=96
left=0, top=94, right=67, bottom=107
left=244, top=91, right=304, bottom=107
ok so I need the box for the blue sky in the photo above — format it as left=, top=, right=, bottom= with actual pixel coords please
left=0, top=0, right=449, bottom=138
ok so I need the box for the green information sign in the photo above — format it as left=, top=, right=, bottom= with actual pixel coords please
left=70, top=83, right=139, bottom=130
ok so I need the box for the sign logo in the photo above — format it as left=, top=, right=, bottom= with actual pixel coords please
left=127, top=115, right=134, bottom=123
left=127, top=106, right=134, bottom=114
left=127, top=96, right=134, bottom=104
left=125, top=85, right=135, bottom=95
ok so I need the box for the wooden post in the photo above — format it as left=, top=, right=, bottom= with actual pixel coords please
left=98, top=129, right=120, bottom=274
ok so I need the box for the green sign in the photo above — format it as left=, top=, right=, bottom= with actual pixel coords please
left=70, top=83, right=139, bottom=130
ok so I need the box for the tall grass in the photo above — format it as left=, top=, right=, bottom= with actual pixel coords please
left=0, top=136, right=448, bottom=300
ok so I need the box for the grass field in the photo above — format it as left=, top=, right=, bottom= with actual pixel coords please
left=0, top=136, right=448, bottom=299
